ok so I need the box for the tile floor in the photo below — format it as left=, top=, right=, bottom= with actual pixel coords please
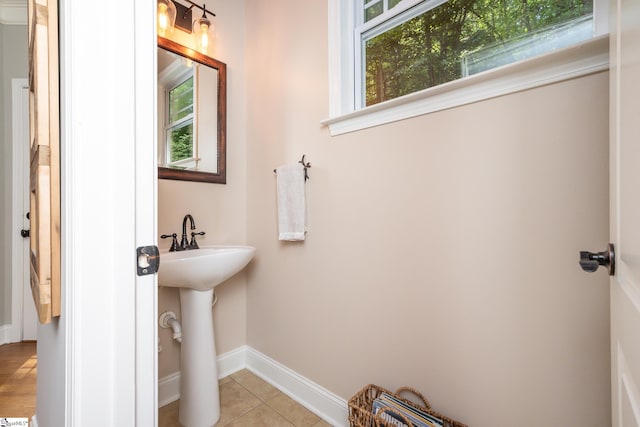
left=0, top=342, right=330, bottom=426
left=160, top=369, right=333, bottom=427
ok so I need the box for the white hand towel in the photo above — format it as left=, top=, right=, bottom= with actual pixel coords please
left=276, top=163, right=306, bottom=241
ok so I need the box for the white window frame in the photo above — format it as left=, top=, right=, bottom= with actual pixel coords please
left=322, top=0, right=610, bottom=136
left=165, top=76, right=195, bottom=166
left=159, top=63, right=201, bottom=169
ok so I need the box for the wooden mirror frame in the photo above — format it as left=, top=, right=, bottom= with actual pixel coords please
left=157, top=36, right=227, bottom=183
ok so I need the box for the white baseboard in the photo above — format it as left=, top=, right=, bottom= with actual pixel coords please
left=218, top=345, right=248, bottom=378
left=245, top=347, right=349, bottom=427
left=158, top=345, right=249, bottom=407
left=158, top=346, right=348, bottom=426
left=0, top=324, right=10, bottom=345
left=158, top=371, right=181, bottom=407
left=0, top=323, right=19, bottom=345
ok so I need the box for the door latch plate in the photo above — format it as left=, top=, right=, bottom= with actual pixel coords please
left=137, top=245, right=160, bottom=276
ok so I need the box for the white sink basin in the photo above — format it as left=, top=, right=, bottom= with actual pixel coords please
left=159, top=245, right=256, bottom=291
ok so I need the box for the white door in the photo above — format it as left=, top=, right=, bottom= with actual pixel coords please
left=610, top=0, right=640, bottom=425
left=11, top=78, right=37, bottom=342
left=17, top=81, right=37, bottom=341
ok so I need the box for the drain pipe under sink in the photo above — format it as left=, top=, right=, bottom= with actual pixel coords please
left=159, top=293, right=217, bottom=344
left=159, top=311, right=183, bottom=343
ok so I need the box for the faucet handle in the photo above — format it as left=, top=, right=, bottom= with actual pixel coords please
left=161, top=233, right=179, bottom=252
left=189, top=231, right=206, bottom=249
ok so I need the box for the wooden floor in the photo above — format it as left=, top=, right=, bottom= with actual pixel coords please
left=0, top=341, right=37, bottom=420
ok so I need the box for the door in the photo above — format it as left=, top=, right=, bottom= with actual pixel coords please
left=12, top=78, right=37, bottom=341
left=9, top=79, right=36, bottom=343
left=610, top=0, right=640, bottom=425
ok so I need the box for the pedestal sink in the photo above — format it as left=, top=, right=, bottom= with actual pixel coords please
left=159, top=245, right=256, bottom=427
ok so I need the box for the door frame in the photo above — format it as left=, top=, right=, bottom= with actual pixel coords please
left=132, top=0, right=159, bottom=423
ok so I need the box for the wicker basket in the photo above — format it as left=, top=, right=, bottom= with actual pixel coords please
left=348, top=384, right=467, bottom=427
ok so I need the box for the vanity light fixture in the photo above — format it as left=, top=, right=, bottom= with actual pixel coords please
left=158, top=0, right=216, bottom=55
left=157, top=0, right=177, bottom=37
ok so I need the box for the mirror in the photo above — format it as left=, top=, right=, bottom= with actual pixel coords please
left=157, top=37, right=226, bottom=183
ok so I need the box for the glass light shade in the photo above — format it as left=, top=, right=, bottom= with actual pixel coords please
left=193, top=16, right=214, bottom=54
left=157, top=0, right=177, bottom=37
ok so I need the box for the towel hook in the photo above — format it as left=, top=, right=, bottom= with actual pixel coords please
left=299, top=155, right=311, bottom=181
left=273, top=155, right=311, bottom=181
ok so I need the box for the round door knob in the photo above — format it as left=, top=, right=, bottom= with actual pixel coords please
left=579, top=243, right=615, bottom=276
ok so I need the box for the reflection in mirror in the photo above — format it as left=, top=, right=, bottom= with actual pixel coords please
left=157, top=37, right=226, bottom=183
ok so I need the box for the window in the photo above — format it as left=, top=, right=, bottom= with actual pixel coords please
left=359, top=0, right=595, bottom=107
left=165, top=75, right=195, bottom=167
left=323, top=0, right=609, bottom=135
left=158, top=52, right=200, bottom=170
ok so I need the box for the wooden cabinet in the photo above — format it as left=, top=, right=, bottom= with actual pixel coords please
left=28, top=0, right=60, bottom=323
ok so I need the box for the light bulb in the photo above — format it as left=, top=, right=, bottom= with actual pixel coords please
left=193, top=14, right=214, bottom=55
left=199, top=22, right=209, bottom=53
left=157, top=0, right=176, bottom=37
left=158, top=4, right=169, bottom=36
left=193, top=16, right=213, bottom=54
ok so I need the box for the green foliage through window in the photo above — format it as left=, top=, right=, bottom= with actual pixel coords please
left=169, top=123, right=193, bottom=163
left=363, top=0, right=593, bottom=106
left=166, top=76, right=195, bottom=164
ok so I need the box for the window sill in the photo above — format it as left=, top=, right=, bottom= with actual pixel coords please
left=321, top=35, right=609, bottom=136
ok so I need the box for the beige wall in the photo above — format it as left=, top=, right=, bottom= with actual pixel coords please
left=244, top=1, right=611, bottom=426
left=1, top=23, right=28, bottom=326
left=157, top=0, right=247, bottom=378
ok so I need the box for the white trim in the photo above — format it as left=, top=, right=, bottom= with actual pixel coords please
left=158, top=346, right=349, bottom=426
left=133, top=0, right=159, bottom=425
left=327, top=0, right=355, bottom=117
left=358, top=0, right=433, bottom=32
left=158, top=345, right=248, bottom=407
left=30, top=415, right=38, bottom=427
left=323, top=34, right=609, bottom=136
left=218, top=344, right=249, bottom=377
left=61, top=0, right=80, bottom=423
left=593, top=0, right=609, bottom=36
left=158, top=372, right=181, bottom=408
left=245, top=347, right=349, bottom=427
left=0, top=0, right=27, bottom=25
left=0, top=324, right=13, bottom=344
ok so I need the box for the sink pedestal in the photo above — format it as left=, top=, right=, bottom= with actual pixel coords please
left=158, top=245, right=256, bottom=426
left=178, top=288, right=220, bottom=427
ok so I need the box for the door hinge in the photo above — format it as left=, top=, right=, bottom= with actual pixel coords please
left=137, top=245, right=160, bottom=276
